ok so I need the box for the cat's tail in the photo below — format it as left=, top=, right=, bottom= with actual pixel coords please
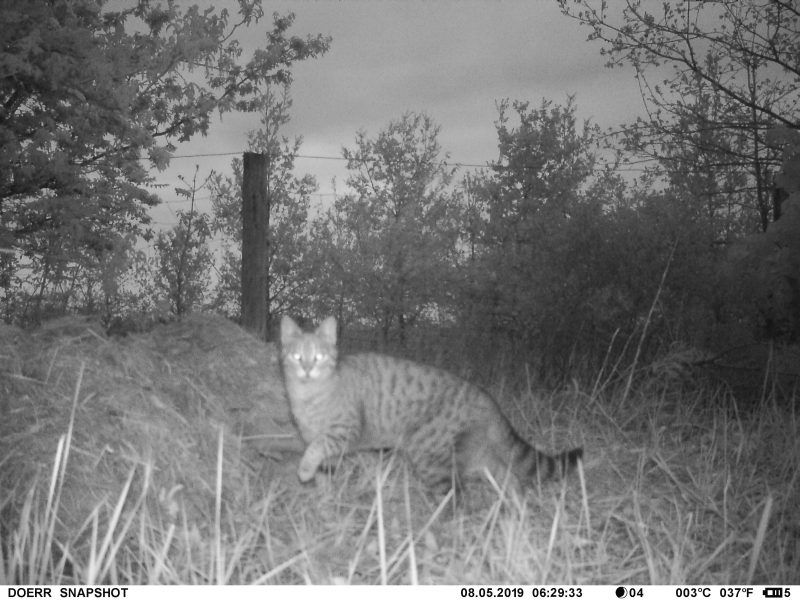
left=511, top=432, right=583, bottom=483
left=550, top=446, right=584, bottom=478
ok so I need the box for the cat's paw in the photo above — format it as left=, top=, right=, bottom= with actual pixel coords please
left=297, top=465, right=316, bottom=483
left=297, top=457, right=319, bottom=483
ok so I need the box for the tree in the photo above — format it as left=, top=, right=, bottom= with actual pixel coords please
left=305, top=197, right=359, bottom=326
left=652, top=76, right=754, bottom=240
left=0, top=226, right=139, bottom=325
left=152, top=168, right=214, bottom=316
left=559, top=0, right=800, bottom=230
left=469, top=99, right=597, bottom=328
left=559, top=0, right=800, bottom=344
left=151, top=211, right=213, bottom=316
left=324, top=112, right=463, bottom=345
left=0, top=0, right=329, bottom=321
left=727, top=127, right=800, bottom=341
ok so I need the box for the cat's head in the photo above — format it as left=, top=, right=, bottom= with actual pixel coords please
left=280, top=315, right=338, bottom=381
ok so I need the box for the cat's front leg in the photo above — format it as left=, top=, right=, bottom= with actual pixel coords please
left=298, top=435, right=350, bottom=483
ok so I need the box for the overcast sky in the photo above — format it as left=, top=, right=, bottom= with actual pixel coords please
left=150, top=0, right=646, bottom=228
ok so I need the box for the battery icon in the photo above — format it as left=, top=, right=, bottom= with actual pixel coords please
left=763, top=589, right=783, bottom=598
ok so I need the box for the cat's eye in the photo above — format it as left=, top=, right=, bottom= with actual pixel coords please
left=291, top=352, right=302, bottom=361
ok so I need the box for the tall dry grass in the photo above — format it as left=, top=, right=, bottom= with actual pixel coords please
left=2, top=358, right=797, bottom=584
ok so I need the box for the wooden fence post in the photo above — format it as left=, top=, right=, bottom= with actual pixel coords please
left=241, top=152, right=269, bottom=341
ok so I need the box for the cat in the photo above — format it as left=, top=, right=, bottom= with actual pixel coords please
left=279, top=315, right=582, bottom=494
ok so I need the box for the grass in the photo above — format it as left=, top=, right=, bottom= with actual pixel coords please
left=1, top=361, right=798, bottom=585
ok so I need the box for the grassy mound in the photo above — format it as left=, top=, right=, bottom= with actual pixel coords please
left=0, top=313, right=301, bottom=581
left=0, top=314, right=797, bottom=584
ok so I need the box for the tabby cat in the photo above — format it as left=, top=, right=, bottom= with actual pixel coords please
left=280, top=315, right=582, bottom=494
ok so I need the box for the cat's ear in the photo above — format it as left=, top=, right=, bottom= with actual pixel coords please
left=317, top=316, right=337, bottom=345
left=280, top=315, right=301, bottom=344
